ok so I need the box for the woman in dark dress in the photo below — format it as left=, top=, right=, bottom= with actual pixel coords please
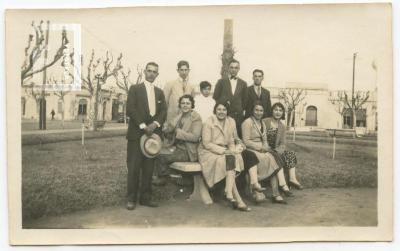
left=263, top=102, right=303, bottom=190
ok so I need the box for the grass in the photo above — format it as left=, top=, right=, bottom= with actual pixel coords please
left=22, top=136, right=377, bottom=222
left=22, top=119, right=126, bottom=131
left=22, top=129, right=127, bottom=145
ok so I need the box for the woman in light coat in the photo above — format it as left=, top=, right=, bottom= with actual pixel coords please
left=153, top=94, right=202, bottom=186
left=198, top=101, right=252, bottom=211
left=242, top=101, right=293, bottom=203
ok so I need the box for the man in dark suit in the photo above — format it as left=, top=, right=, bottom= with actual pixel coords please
left=125, top=62, right=167, bottom=210
left=245, top=69, right=272, bottom=119
left=213, top=59, right=248, bottom=137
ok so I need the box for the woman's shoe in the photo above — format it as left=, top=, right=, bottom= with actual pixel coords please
left=279, top=185, right=294, bottom=197
left=236, top=202, right=251, bottom=212
left=224, top=194, right=236, bottom=208
left=289, top=181, right=303, bottom=190
left=251, top=183, right=266, bottom=192
left=271, top=196, right=287, bottom=204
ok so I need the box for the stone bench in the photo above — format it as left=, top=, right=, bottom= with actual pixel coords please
left=169, top=162, right=213, bottom=205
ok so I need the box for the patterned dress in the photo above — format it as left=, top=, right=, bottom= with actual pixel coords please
left=266, top=128, right=297, bottom=169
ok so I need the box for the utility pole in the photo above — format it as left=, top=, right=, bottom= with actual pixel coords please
left=39, top=21, right=50, bottom=130
left=221, top=19, right=234, bottom=78
left=351, top=52, right=357, bottom=128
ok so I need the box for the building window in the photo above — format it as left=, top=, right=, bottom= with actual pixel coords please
left=78, top=99, right=87, bottom=115
left=305, top=106, right=317, bottom=126
left=343, top=108, right=367, bottom=128
left=21, top=97, right=26, bottom=116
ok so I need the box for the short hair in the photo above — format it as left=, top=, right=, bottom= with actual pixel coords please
left=145, top=62, right=159, bottom=69
left=252, top=69, right=264, bottom=76
left=177, top=60, right=190, bottom=69
left=228, top=59, right=240, bottom=66
left=213, top=101, right=230, bottom=115
left=199, top=81, right=211, bottom=90
left=251, top=100, right=265, bottom=115
left=271, top=102, right=286, bottom=120
left=178, top=94, right=195, bottom=109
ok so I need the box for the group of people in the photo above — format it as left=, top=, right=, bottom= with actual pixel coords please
left=125, top=59, right=303, bottom=212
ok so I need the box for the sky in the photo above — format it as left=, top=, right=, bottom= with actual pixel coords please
left=13, top=3, right=392, bottom=91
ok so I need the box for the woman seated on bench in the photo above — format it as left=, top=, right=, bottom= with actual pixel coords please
left=198, top=101, right=257, bottom=212
left=152, top=94, right=202, bottom=186
left=242, top=101, right=292, bottom=204
left=263, top=102, right=303, bottom=190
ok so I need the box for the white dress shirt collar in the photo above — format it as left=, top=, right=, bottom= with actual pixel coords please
left=229, top=76, right=238, bottom=95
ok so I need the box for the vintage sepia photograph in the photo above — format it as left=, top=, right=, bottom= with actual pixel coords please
left=6, top=2, right=393, bottom=245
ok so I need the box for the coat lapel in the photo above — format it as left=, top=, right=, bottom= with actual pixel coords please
left=211, top=116, right=225, bottom=136
left=233, top=79, right=241, bottom=97
left=139, top=83, right=150, bottom=115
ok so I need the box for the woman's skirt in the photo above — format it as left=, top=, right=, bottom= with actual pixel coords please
left=248, top=149, right=282, bottom=181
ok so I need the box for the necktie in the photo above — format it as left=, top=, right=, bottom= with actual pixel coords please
left=256, top=86, right=261, bottom=97
left=182, top=80, right=187, bottom=93
left=148, top=84, right=155, bottom=116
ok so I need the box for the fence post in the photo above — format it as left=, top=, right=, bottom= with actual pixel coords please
left=332, top=136, right=336, bottom=160
left=81, top=121, right=85, bottom=145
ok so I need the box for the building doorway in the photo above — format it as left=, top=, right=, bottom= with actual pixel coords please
left=112, top=99, right=119, bottom=120
left=102, top=101, right=107, bottom=120
left=77, top=99, right=87, bottom=122
left=305, top=106, right=318, bottom=126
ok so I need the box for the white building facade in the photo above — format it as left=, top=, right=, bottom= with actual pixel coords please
left=21, top=85, right=377, bottom=133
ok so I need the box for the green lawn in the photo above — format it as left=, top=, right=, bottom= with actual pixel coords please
left=22, top=136, right=377, bottom=221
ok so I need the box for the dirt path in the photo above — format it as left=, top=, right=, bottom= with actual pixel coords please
left=24, top=188, right=377, bottom=228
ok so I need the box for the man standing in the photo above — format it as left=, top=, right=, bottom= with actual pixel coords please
left=164, top=60, right=195, bottom=123
left=213, top=59, right=248, bottom=137
left=245, top=69, right=272, bottom=119
left=125, top=62, right=167, bottom=210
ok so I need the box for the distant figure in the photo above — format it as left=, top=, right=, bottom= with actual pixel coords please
left=50, top=109, right=55, bottom=120
left=164, top=60, right=196, bottom=124
left=194, top=81, right=215, bottom=121
left=213, top=59, right=247, bottom=137
left=125, top=62, right=167, bottom=210
left=245, top=69, right=272, bottom=119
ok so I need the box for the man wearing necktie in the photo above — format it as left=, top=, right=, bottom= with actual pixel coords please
left=125, top=62, right=167, bottom=210
left=213, top=59, right=248, bottom=137
left=244, top=69, right=272, bottom=119
left=163, top=60, right=196, bottom=124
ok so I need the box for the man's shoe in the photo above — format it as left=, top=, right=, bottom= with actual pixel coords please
left=152, top=176, right=167, bottom=186
left=126, top=201, right=136, bottom=210
left=139, top=200, right=159, bottom=208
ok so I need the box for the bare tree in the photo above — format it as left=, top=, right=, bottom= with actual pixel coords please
left=24, top=82, right=42, bottom=117
left=113, top=64, right=143, bottom=124
left=278, top=88, right=307, bottom=128
left=48, top=77, right=70, bottom=128
left=69, top=50, right=123, bottom=130
left=329, top=90, right=370, bottom=129
left=21, top=21, right=69, bottom=86
left=114, top=68, right=133, bottom=95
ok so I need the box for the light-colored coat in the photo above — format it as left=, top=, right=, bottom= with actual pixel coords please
left=164, top=78, right=196, bottom=123
left=198, top=115, right=244, bottom=188
left=241, top=117, right=281, bottom=180
left=164, top=110, right=202, bottom=162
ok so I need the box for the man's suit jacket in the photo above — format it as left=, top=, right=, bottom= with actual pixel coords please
left=126, top=83, right=167, bottom=141
left=164, top=78, right=195, bottom=123
left=245, top=85, right=272, bottom=119
left=212, top=77, right=248, bottom=120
